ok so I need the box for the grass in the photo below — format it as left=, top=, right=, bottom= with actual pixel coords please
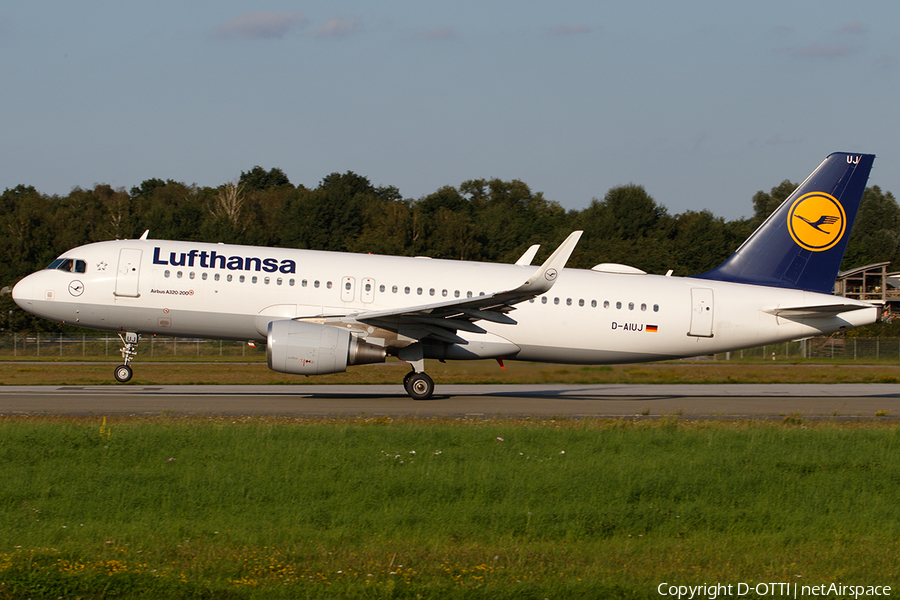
left=1, top=359, right=900, bottom=386
left=1, top=416, right=899, bottom=598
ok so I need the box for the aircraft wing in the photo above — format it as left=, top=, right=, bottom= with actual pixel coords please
left=347, top=231, right=582, bottom=344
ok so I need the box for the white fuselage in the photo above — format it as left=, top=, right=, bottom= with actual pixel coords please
left=13, top=238, right=879, bottom=364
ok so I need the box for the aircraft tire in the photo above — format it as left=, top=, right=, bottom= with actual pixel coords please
left=114, top=364, right=133, bottom=383
left=406, top=372, right=434, bottom=400
left=403, top=370, right=415, bottom=392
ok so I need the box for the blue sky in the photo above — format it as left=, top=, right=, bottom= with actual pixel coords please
left=2, top=1, right=898, bottom=220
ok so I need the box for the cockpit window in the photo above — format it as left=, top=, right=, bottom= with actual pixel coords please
left=46, top=258, right=86, bottom=273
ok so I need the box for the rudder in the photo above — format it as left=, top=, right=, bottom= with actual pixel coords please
left=696, top=152, right=875, bottom=293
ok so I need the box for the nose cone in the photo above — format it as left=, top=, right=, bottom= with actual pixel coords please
left=12, top=274, right=35, bottom=310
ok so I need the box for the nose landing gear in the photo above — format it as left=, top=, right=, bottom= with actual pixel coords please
left=114, top=332, right=139, bottom=383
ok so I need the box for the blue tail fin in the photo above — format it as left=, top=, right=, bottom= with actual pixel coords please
left=696, top=152, right=875, bottom=293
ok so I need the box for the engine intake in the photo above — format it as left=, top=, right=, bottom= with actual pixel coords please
left=267, top=320, right=385, bottom=375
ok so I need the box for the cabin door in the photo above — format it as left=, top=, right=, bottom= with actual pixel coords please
left=115, top=249, right=142, bottom=298
left=688, top=288, right=714, bottom=337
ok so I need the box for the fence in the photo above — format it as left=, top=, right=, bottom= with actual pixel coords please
left=711, top=337, right=900, bottom=361
left=0, top=333, right=261, bottom=359
left=1, top=333, right=899, bottom=362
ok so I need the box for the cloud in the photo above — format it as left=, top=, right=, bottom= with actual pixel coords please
left=793, top=43, right=854, bottom=58
left=776, top=42, right=855, bottom=59
left=837, top=21, right=866, bottom=35
left=411, top=27, right=455, bottom=41
left=213, top=11, right=307, bottom=40
left=312, top=15, right=361, bottom=37
left=875, top=54, right=900, bottom=70
left=548, top=25, right=593, bottom=36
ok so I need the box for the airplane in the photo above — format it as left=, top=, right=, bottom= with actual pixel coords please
left=12, top=152, right=878, bottom=400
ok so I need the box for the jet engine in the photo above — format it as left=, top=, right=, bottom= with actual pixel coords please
left=267, top=320, right=385, bottom=375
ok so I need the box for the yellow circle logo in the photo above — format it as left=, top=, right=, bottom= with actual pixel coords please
left=787, top=192, right=846, bottom=252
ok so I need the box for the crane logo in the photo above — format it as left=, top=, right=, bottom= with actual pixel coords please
left=787, top=192, right=846, bottom=252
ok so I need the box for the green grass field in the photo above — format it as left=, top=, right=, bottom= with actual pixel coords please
left=1, top=416, right=898, bottom=599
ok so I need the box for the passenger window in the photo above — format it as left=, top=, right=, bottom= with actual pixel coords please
left=628, top=302, right=634, bottom=310
left=164, top=270, right=170, bottom=278
left=554, top=298, right=560, bottom=305
left=239, top=275, right=245, bottom=283
left=214, top=273, right=220, bottom=282
left=616, top=301, right=622, bottom=309
left=579, top=299, right=585, bottom=307
left=227, top=274, right=233, bottom=282
left=541, top=297, right=547, bottom=304
left=405, top=287, right=410, bottom=294
left=302, top=280, right=308, bottom=287
left=392, top=285, right=398, bottom=293
left=314, top=281, right=320, bottom=288
left=417, top=288, right=423, bottom=295
left=604, top=300, right=610, bottom=309
left=454, top=290, right=460, bottom=298
left=202, top=273, right=208, bottom=281
left=467, top=291, right=473, bottom=298
left=566, top=298, right=572, bottom=306
left=653, top=304, right=659, bottom=312
left=289, top=279, right=295, bottom=286
left=189, top=272, right=195, bottom=280
left=276, top=278, right=282, bottom=285
left=177, top=271, right=183, bottom=279
left=641, top=303, right=647, bottom=311
left=345, top=282, right=352, bottom=290
left=591, top=300, right=597, bottom=308
left=327, top=281, right=333, bottom=289
left=429, top=288, right=435, bottom=296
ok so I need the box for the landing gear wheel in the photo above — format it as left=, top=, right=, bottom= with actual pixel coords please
left=406, top=372, right=434, bottom=401
left=403, top=370, right=415, bottom=392
left=114, top=364, right=133, bottom=383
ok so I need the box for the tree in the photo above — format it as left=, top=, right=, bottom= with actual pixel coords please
left=573, top=184, right=671, bottom=271
left=239, top=166, right=291, bottom=191
left=842, top=186, right=900, bottom=270
left=749, top=180, right=798, bottom=229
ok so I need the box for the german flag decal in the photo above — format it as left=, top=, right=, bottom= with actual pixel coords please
left=646, top=325, right=658, bottom=333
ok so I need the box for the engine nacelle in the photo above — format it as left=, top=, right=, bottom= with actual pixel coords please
left=267, top=320, right=385, bottom=375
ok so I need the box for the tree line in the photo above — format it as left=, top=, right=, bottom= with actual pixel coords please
left=2, top=165, right=899, bottom=332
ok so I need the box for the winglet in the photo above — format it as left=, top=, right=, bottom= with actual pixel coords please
left=516, top=231, right=582, bottom=295
left=515, top=244, right=540, bottom=266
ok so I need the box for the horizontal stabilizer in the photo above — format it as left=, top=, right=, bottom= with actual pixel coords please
left=763, top=304, right=872, bottom=319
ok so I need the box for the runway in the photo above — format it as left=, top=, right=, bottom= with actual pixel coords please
left=2, top=384, right=900, bottom=418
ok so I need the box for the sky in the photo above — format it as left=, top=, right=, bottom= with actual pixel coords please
left=1, top=1, right=898, bottom=221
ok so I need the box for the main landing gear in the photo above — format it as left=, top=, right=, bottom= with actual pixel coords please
left=403, top=360, right=434, bottom=401
left=114, top=332, right=139, bottom=383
